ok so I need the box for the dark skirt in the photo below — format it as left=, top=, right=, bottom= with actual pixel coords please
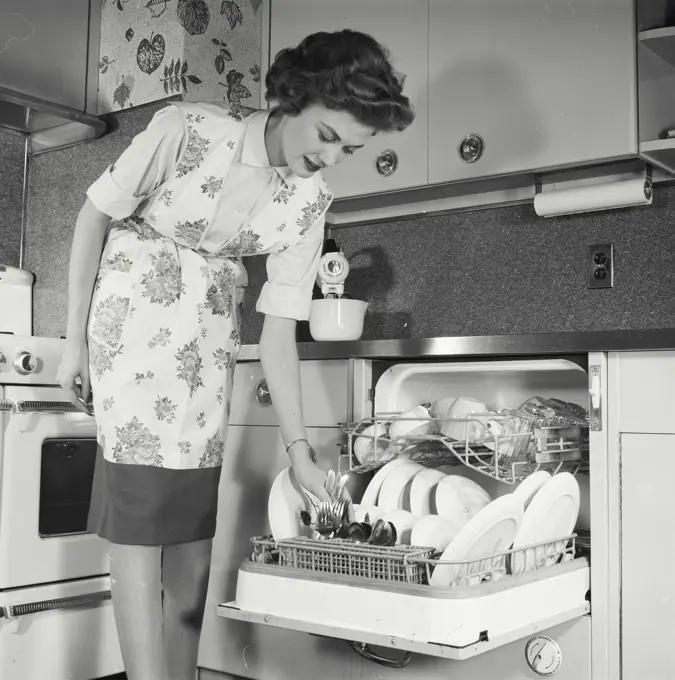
left=88, top=445, right=222, bottom=545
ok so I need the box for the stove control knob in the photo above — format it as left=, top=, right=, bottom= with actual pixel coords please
left=14, top=351, right=37, bottom=375
left=0, top=352, right=6, bottom=370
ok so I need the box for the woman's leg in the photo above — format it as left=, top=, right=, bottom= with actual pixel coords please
left=162, top=538, right=214, bottom=680
left=109, top=543, right=165, bottom=680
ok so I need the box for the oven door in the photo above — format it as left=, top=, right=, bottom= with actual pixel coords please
left=0, top=385, right=109, bottom=589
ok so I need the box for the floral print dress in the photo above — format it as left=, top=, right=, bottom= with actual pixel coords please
left=84, top=103, right=332, bottom=545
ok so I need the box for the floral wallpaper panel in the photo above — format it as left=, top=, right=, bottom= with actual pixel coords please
left=98, top=0, right=262, bottom=114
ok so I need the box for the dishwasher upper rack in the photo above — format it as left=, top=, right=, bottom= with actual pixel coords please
left=343, top=412, right=588, bottom=484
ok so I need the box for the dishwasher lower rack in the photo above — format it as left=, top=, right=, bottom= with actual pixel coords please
left=249, top=533, right=578, bottom=587
left=218, top=555, right=590, bottom=660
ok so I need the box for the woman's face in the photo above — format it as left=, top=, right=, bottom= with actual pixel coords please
left=268, top=104, right=376, bottom=178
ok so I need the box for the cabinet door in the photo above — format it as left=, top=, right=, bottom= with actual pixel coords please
left=428, top=0, right=637, bottom=184
left=620, top=433, right=675, bottom=680
left=269, top=0, right=428, bottom=199
left=198, top=425, right=354, bottom=678
left=0, top=0, right=95, bottom=112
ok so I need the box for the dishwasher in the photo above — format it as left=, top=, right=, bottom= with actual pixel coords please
left=209, top=354, right=609, bottom=680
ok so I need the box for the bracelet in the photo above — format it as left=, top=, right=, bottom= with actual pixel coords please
left=285, top=437, right=309, bottom=453
left=285, top=438, right=317, bottom=463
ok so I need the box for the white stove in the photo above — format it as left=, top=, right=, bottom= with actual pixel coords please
left=0, top=335, right=123, bottom=680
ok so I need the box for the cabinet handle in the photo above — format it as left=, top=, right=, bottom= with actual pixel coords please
left=254, top=379, right=272, bottom=407
left=458, top=133, right=485, bottom=163
left=375, top=149, right=398, bottom=177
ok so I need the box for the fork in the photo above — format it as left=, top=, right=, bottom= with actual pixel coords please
left=316, top=499, right=347, bottom=537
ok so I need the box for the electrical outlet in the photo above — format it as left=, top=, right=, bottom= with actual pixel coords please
left=589, top=243, right=614, bottom=289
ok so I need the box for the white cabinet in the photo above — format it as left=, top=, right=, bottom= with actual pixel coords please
left=229, top=359, right=349, bottom=427
left=268, top=0, right=428, bottom=199
left=267, top=0, right=639, bottom=201
left=198, top=424, right=348, bottom=678
left=428, top=0, right=637, bottom=184
left=198, top=359, right=351, bottom=677
left=614, top=351, right=675, bottom=433
left=0, top=0, right=99, bottom=113
left=605, top=351, right=675, bottom=680
left=620, top=433, right=675, bottom=680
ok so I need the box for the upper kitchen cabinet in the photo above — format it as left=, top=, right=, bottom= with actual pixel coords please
left=268, top=0, right=428, bottom=199
left=636, top=0, right=675, bottom=174
left=0, top=0, right=99, bottom=113
left=428, top=0, right=637, bottom=185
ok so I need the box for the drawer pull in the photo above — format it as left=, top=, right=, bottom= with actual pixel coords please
left=255, top=379, right=272, bottom=407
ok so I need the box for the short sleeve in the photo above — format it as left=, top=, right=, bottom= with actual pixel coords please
left=256, top=217, right=325, bottom=321
left=86, top=105, right=186, bottom=220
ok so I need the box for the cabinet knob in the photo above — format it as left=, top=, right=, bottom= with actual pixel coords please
left=255, top=379, right=272, bottom=407
left=375, top=149, right=398, bottom=177
left=458, top=133, right=485, bottom=163
left=14, top=351, right=37, bottom=375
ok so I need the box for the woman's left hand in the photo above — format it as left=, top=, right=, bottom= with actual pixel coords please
left=290, top=450, right=331, bottom=502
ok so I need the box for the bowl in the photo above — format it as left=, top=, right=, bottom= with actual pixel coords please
left=309, top=298, right=368, bottom=341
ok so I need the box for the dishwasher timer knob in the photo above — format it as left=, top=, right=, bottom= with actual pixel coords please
left=14, top=351, right=37, bottom=375
left=525, top=635, right=562, bottom=676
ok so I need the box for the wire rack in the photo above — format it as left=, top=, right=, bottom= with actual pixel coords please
left=251, top=536, right=434, bottom=584
left=249, top=534, right=577, bottom=588
left=345, top=413, right=588, bottom=484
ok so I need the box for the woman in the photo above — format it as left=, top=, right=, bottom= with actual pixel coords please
left=57, top=29, right=414, bottom=680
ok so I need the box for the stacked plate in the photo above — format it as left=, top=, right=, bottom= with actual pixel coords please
left=353, top=459, right=581, bottom=587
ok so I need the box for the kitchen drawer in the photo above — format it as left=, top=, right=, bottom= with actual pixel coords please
left=613, top=351, right=675, bottom=433
left=230, top=360, right=350, bottom=427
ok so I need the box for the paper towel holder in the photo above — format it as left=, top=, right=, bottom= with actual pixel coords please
left=533, top=163, right=654, bottom=218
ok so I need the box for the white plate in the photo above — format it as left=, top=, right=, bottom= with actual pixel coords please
left=360, top=455, right=412, bottom=506
left=430, top=494, right=524, bottom=587
left=267, top=468, right=317, bottom=541
left=434, top=480, right=471, bottom=527
left=409, top=468, right=447, bottom=515
left=441, top=474, right=491, bottom=502
left=382, top=510, right=420, bottom=545
left=512, top=470, right=552, bottom=509
left=511, top=472, right=580, bottom=575
left=411, top=514, right=462, bottom=553
left=435, top=475, right=490, bottom=522
left=377, top=462, right=426, bottom=512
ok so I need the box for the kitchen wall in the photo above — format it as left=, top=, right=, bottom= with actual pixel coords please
left=244, top=187, right=675, bottom=343
left=0, top=131, right=26, bottom=268
left=97, top=0, right=261, bottom=114
left=24, top=100, right=675, bottom=341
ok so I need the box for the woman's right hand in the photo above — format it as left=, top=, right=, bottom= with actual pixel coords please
left=57, top=338, right=92, bottom=414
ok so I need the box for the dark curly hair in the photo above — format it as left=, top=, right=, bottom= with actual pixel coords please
left=265, top=29, right=415, bottom=133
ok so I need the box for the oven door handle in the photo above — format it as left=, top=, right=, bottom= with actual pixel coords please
left=0, top=399, right=94, bottom=416
left=0, top=590, right=111, bottom=619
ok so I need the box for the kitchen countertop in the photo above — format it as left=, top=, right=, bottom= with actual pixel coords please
left=238, top=328, right=675, bottom=362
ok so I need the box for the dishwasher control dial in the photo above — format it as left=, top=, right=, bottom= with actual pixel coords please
left=525, top=635, right=562, bottom=675
left=14, top=351, right=37, bottom=375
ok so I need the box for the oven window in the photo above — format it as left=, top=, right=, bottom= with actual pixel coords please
left=39, top=438, right=98, bottom=537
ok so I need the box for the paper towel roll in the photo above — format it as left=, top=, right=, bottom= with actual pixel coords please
left=533, top=178, right=653, bottom=217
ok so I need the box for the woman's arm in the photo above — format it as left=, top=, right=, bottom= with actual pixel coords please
left=259, top=314, right=331, bottom=501
left=66, top=199, right=111, bottom=340
left=57, top=199, right=111, bottom=409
